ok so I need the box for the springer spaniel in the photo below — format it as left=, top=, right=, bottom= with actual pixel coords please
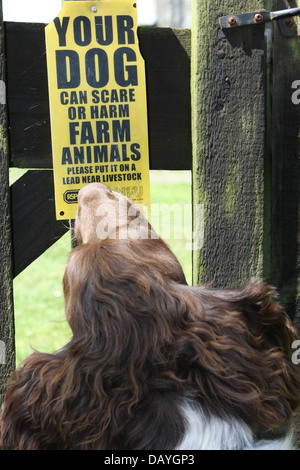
left=1, top=182, right=300, bottom=450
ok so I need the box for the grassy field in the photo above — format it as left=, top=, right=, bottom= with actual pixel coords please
left=11, top=170, right=193, bottom=364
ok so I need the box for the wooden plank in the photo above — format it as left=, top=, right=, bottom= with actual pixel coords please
left=269, top=9, right=300, bottom=319
left=268, top=2, right=300, bottom=446
left=5, top=23, right=51, bottom=169
left=191, top=0, right=266, bottom=287
left=139, top=27, right=191, bottom=170
left=5, top=22, right=191, bottom=170
left=10, top=170, right=70, bottom=278
left=0, top=2, right=15, bottom=405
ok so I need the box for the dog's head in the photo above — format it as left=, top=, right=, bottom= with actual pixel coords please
left=75, top=183, right=152, bottom=244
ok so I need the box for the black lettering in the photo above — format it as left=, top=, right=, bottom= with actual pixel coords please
left=74, top=146, right=85, bottom=164
left=119, top=89, right=128, bottom=102
left=90, top=105, right=99, bottom=119
left=69, top=92, right=78, bottom=105
left=60, top=91, right=69, bottom=105
left=79, top=91, right=88, bottom=104
left=81, top=122, right=95, bottom=144
left=86, top=48, right=109, bottom=88
left=101, top=90, right=109, bottom=103
left=130, top=143, right=141, bottom=161
left=69, top=122, right=80, bottom=145
left=100, top=106, right=108, bottom=118
left=86, top=146, right=92, bottom=163
left=68, top=106, right=77, bottom=120
left=110, top=89, right=119, bottom=102
left=100, top=104, right=109, bottom=119
left=92, top=90, right=100, bottom=103
left=96, top=121, right=110, bottom=143
left=114, top=48, right=137, bottom=87
left=95, top=16, right=113, bottom=45
left=56, top=50, right=80, bottom=89
left=117, top=16, right=135, bottom=44
left=109, top=105, right=117, bottom=118
left=62, top=147, right=73, bottom=164
left=122, top=144, right=130, bottom=161
left=112, top=119, right=131, bottom=142
left=119, top=104, right=129, bottom=117
left=94, top=145, right=108, bottom=163
left=78, top=106, right=86, bottom=120
left=74, top=16, right=92, bottom=46
left=110, top=145, right=121, bottom=162
left=129, top=88, right=135, bottom=101
left=54, top=17, right=70, bottom=47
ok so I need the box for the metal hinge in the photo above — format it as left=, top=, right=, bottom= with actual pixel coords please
left=219, top=0, right=300, bottom=36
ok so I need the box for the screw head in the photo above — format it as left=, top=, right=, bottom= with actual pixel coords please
left=217, top=50, right=226, bottom=59
left=285, top=18, right=294, bottom=27
left=91, top=6, right=98, bottom=12
left=227, top=16, right=238, bottom=27
left=253, top=12, right=263, bottom=23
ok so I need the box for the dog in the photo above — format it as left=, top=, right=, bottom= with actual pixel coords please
left=1, top=182, right=300, bottom=450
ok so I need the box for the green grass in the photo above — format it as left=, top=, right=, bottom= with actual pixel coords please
left=11, top=170, right=192, bottom=364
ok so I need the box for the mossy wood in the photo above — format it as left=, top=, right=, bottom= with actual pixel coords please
left=0, top=3, right=15, bottom=404
left=191, top=0, right=300, bottom=445
left=191, top=0, right=266, bottom=288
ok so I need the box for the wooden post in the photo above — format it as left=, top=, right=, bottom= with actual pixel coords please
left=191, top=0, right=266, bottom=287
left=191, top=0, right=300, bottom=445
left=0, top=0, right=15, bottom=404
left=269, top=0, right=300, bottom=318
left=269, top=4, right=300, bottom=443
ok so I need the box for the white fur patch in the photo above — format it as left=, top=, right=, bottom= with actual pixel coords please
left=175, top=403, right=294, bottom=450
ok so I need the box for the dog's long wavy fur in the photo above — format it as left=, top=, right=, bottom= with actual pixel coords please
left=1, top=183, right=300, bottom=450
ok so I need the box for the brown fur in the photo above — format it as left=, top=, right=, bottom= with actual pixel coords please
left=1, top=183, right=300, bottom=449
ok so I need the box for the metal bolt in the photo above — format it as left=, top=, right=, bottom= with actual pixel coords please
left=91, top=6, right=97, bottom=12
left=253, top=13, right=263, bottom=24
left=217, top=50, right=226, bottom=59
left=285, top=18, right=294, bottom=27
left=227, top=16, right=238, bottom=27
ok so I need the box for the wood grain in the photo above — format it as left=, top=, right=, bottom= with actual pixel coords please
left=191, top=0, right=266, bottom=287
left=0, top=5, right=15, bottom=404
left=10, top=170, right=70, bottom=278
left=268, top=14, right=300, bottom=317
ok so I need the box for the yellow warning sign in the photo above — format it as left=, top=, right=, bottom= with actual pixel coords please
left=45, top=1, right=150, bottom=219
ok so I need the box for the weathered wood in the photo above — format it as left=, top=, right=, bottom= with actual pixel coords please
left=268, top=4, right=300, bottom=317
left=5, top=22, right=191, bottom=170
left=0, top=2, right=15, bottom=405
left=269, top=5, right=300, bottom=446
left=10, top=170, right=70, bottom=278
left=139, top=27, right=191, bottom=171
left=191, top=0, right=266, bottom=287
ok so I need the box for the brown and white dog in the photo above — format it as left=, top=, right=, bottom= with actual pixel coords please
left=1, top=183, right=300, bottom=450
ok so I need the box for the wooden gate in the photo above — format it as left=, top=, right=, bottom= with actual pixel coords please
left=0, top=0, right=300, bottom=445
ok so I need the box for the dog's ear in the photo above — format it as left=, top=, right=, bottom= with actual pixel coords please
left=171, top=280, right=300, bottom=430
left=219, top=279, right=296, bottom=352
